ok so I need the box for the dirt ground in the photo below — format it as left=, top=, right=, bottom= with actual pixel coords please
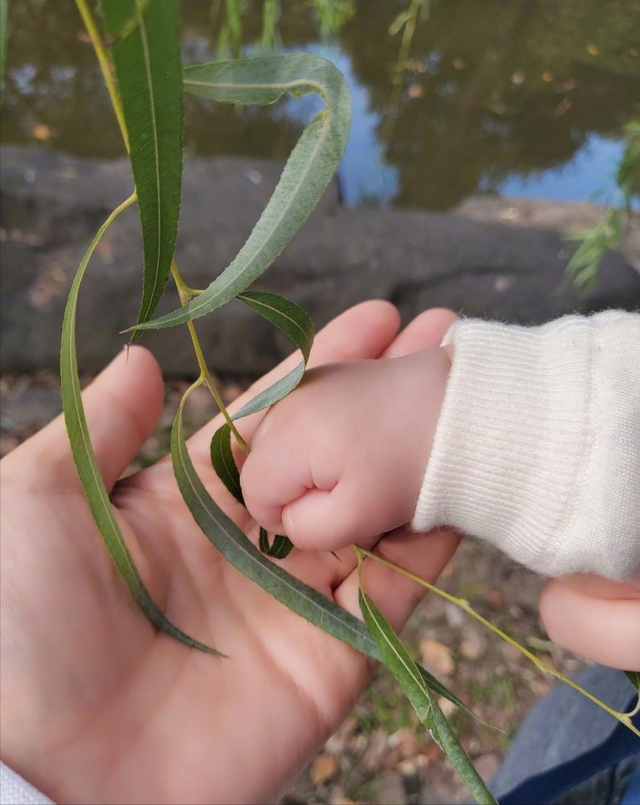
left=0, top=371, right=589, bottom=804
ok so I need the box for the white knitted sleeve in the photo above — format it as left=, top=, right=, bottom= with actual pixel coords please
left=411, top=310, right=640, bottom=580
left=0, top=764, right=53, bottom=805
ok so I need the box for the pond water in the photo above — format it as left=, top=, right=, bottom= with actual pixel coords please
left=2, top=0, right=639, bottom=211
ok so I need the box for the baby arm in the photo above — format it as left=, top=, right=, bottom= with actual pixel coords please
left=241, top=310, right=640, bottom=581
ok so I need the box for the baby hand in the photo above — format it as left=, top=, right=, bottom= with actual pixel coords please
left=240, top=348, right=450, bottom=552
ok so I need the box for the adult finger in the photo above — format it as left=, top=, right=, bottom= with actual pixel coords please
left=5, top=347, right=164, bottom=492
left=551, top=573, right=640, bottom=600
left=334, top=527, right=460, bottom=632
left=540, top=579, right=640, bottom=670
left=381, top=308, right=458, bottom=359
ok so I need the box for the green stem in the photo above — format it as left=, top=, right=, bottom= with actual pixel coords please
left=74, top=0, right=129, bottom=152
left=75, top=0, right=247, bottom=455
left=181, top=374, right=206, bottom=403
left=356, top=547, right=640, bottom=737
left=170, top=261, right=204, bottom=298
left=385, top=0, right=424, bottom=141
left=171, top=262, right=250, bottom=454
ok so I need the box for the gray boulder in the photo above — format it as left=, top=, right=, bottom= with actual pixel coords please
left=1, top=145, right=638, bottom=376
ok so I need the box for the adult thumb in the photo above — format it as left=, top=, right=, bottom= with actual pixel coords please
left=21, top=346, right=165, bottom=492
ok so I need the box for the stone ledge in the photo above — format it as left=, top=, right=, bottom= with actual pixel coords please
left=1, top=145, right=638, bottom=375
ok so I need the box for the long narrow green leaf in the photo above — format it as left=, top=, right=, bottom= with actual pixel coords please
left=625, top=671, right=640, bottom=694
left=210, top=413, right=293, bottom=560
left=172, top=403, right=479, bottom=716
left=210, top=423, right=245, bottom=505
left=210, top=292, right=312, bottom=559
left=0, top=0, right=8, bottom=88
left=232, top=291, right=315, bottom=419
left=259, top=528, right=294, bottom=559
left=233, top=362, right=306, bottom=420
left=359, top=587, right=498, bottom=805
left=99, top=0, right=183, bottom=328
left=61, top=194, right=221, bottom=657
left=130, top=53, right=350, bottom=332
left=238, top=291, right=314, bottom=362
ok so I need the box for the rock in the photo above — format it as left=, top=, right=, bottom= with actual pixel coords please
left=459, top=629, right=487, bottom=661
left=325, top=714, right=359, bottom=756
left=389, top=728, right=420, bottom=759
left=473, top=753, right=501, bottom=784
left=486, top=590, right=505, bottom=610
left=437, top=696, right=458, bottom=718
left=328, top=793, right=354, bottom=805
left=421, top=595, right=446, bottom=621
left=420, top=780, right=459, bottom=804
left=0, top=435, right=19, bottom=457
left=362, top=728, right=389, bottom=772
left=501, top=643, right=522, bottom=669
left=419, top=639, right=455, bottom=678
left=1, top=379, right=61, bottom=434
left=443, top=601, right=465, bottom=629
left=454, top=195, right=640, bottom=271
left=310, top=753, right=338, bottom=786
left=2, top=145, right=639, bottom=376
left=375, top=773, right=406, bottom=804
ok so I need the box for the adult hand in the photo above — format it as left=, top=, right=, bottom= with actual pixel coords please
left=0, top=301, right=460, bottom=805
left=540, top=574, right=640, bottom=671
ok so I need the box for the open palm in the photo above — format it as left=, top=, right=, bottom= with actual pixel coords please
left=0, top=302, right=460, bottom=805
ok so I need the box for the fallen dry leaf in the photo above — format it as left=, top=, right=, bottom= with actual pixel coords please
left=310, top=753, right=338, bottom=786
left=460, top=630, right=487, bottom=660
left=32, top=124, right=54, bottom=141
left=419, top=638, right=455, bottom=677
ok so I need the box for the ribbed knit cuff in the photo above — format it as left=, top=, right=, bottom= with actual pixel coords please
left=0, top=764, right=53, bottom=805
left=411, top=312, right=640, bottom=579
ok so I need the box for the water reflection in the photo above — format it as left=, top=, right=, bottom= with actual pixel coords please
left=1, top=0, right=638, bottom=210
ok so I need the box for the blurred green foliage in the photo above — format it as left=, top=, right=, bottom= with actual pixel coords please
left=566, top=121, right=639, bottom=292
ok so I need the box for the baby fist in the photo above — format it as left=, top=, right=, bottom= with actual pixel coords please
left=240, top=348, right=450, bottom=553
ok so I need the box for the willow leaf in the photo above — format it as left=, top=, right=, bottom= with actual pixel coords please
left=238, top=291, right=314, bottom=361
left=211, top=291, right=313, bottom=492
left=211, top=292, right=312, bottom=560
left=210, top=423, right=244, bottom=505
left=100, top=0, right=183, bottom=329
left=209, top=401, right=292, bottom=561
left=389, top=8, right=412, bottom=36
left=0, top=0, right=7, bottom=88
left=259, top=529, right=294, bottom=559
left=233, top=362, right=306, bottom=420
left=131, top=53, right=350, bottom=332
left=358, top=547, right=639, bottom=737
left=61, top=194, right=221, bottom=657
left=172, top=403, right=478, bottom=717
left=359, top=588, right=497, bottom=805
left=232, top=291, right=315, bottom=420
left=626, top=671, right=640, bottom=694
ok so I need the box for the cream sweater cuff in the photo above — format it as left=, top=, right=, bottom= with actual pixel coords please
left=412, top=311, right=640, bottom=580
left=0, top=764, right=53, bottom=805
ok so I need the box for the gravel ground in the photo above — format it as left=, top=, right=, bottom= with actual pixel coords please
left=1, top=372, right=589, bottom=804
